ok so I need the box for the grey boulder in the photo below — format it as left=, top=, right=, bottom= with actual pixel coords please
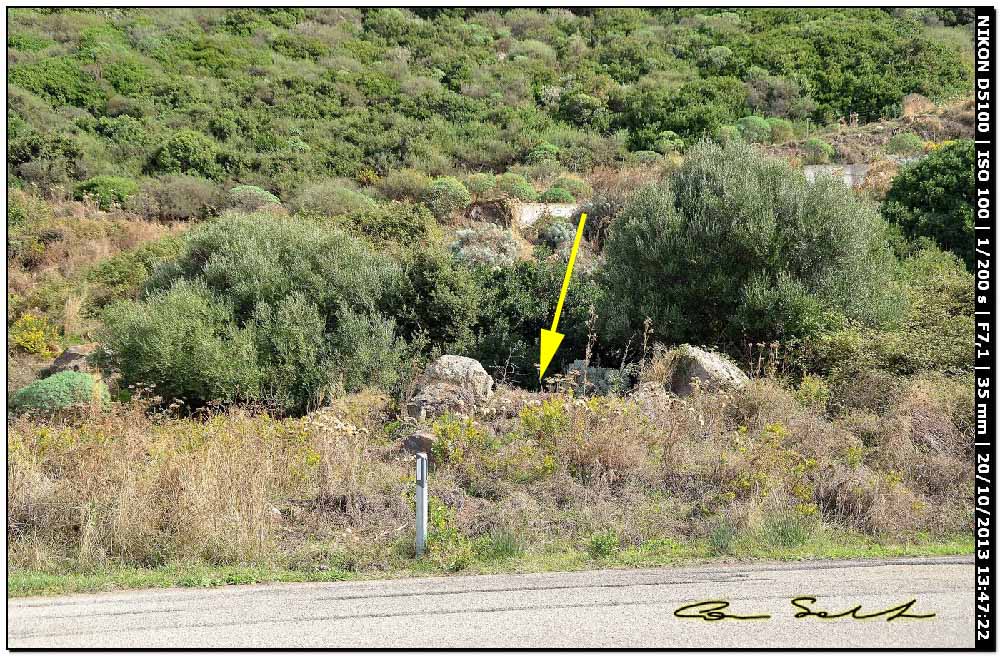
left=405, top=355, right=494, bottom=421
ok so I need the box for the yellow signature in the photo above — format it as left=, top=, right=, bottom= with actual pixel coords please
left=674, top=597, right=936, bottom=622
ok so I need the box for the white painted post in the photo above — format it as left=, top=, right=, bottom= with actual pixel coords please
left=415, top=452, right=428, bottom=557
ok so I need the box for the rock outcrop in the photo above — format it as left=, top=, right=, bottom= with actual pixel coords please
left=405, top=355, right=494, bottom=421
left=43, top=343, right=98, bottom=376
left=666, top=345, right=749, bottom=396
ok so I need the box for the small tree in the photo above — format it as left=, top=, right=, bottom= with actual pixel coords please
left=602, top=140, right=903, bottom=346
left=883, top=140, right=974, bottom=268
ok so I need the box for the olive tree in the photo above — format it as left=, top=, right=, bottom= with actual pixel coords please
left=602, top=140, right=904, bottom=346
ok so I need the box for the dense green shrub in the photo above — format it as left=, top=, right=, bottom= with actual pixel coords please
left=341, top=201, right=434, bottom=244
left=539, top=187, right=575, bottom=203
left=228, top=185, right=280, bottom=211
left=495, top=173, right=538, bottom=201
left=602, top=140, right=903, bottom=347
left=10, top=371, right=109, bottom=415
left=397, top=247, right=482, bottom=355
left=795, top=246, right=972, bottom=397
left=100, top=214, right=408, bottom=412
left=803, top=138, right=835, bottom=164
left=100, top=279, right=264, bottom=405
left=471, top=259, right=606, bottom=386
left=526, top=142, right=560, bottom=165
left=465, top=173, right=497, bottom=200
left=885, top=133, right=925, bottom=155
left=883, top=140, right=974, bottom=268
left=153, top=130, right=220, bottom=179
left=73, top=176, right=139, bottom=210
left=766, top=117, right=795, bottom=143
left=736, top=116, right=772, bottom=143
left=423, top=177, right=472, bottom=219
left=622, top=77, right=749, bottom=149
left=290, top=181, right=376, bottom=217
left=9, top=57, right=105, bottom=110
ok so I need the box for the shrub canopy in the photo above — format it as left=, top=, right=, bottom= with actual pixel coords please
left=602, top=140, right=904, bottom=347
left=883, top=140, right=974, bottom=268
left=11, top=371, right=109, bottom=415
left=100, top=214, right=409, bottom=413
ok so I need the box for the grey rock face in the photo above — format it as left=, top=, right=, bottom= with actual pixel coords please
left=668, top=345, right=749, bottom=396
left=43, top=344, right=98, bottom=376
left=405, top=355, right=494, bottom=421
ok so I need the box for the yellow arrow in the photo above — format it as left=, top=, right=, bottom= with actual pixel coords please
left=539, top=212, right=587, bottom=381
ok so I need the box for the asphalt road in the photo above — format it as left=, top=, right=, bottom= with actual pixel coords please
left=8, top=556, right=972, bottom=648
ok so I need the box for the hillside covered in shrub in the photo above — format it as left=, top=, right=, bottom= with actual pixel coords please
left=6, top=8, right=977, bottom=593
left=9, top=7, right=971, bottom=199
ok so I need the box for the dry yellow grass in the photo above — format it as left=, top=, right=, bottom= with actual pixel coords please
left=8, top=367, right=971, bottom=577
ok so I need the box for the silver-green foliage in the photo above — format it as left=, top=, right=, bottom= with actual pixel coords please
left=10, top=371, right=109, bottom=415
left=602, top=140, right=904, bottom=344
left=100, top=213, right=408, bottom=413
left=451, top=223, right=520, bottom=268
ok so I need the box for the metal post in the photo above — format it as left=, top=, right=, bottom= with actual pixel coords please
left=415, top=452, right=428, bottom=557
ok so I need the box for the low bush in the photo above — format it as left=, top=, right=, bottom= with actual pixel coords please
left=526, top=141, right=560, bottom=165
left=537, top=217, right=576, bottom=248
left=10, top=312, right=58, bottom=357
left=340, top=200, right=434, bottom=244
left=495, top=173, right=538, bottom=201
left=550, top=175, right=591, bottom=199
left=127, top=175, right=224, bottom=221
left=10, top=371, right=109, bottom=415
left=153, top=130, right=220, bottom=179
left=465, top=173, right=497, bottom=200
left=451, top=223, right=521, bottom=268
left=539, top=187, right=575, bottom=203
left=423, top=176, right=472, bottom=220
left=376, top=168, right=432, bottom=202
left=73, top=176, right=138, bottom=210
left=885, top=132, right=925, bottom=155
left=736, top=116, right=771, bottom=143
left=766, top=117, right=794, bottom=143
left=289, top=180, right=377, bottom=217
left=803, top=138, right=835, bottom=164
left=228, top=185, right=280, bottom=211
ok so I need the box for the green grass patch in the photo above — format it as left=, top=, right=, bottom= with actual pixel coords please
left=8, top=531, right=971, bottom=598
